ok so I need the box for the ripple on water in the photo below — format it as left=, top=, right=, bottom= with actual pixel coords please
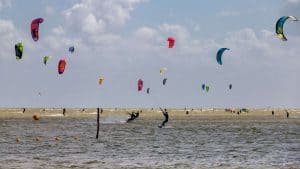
left=0, top=117, right=299, bottom=168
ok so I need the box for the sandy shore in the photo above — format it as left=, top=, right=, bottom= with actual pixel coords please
left=0, top=108, right=300, bottom=119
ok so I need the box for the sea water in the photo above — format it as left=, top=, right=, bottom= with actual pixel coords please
left=0, top=114, right=299, bottom=168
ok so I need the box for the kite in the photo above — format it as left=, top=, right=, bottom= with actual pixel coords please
left=99, top=77, right=104, bottom=85
left=43, top=56, right=51, bottom=65
left=58, top=59, right=66, bottom=74
left=138, top=79, right=143, bottom=91
left=163, top=78, right=167, bottom=85
left=31, top=18, right=44, bottom=41
left=69, top=46, right=75, bottom=53
left=15, top=42, right=24, bottom=60
left=167, top=37, right=175, bottom=48
left=276, top=16, right=298, bottom=41
left=216, top=48, right=230, bottom=65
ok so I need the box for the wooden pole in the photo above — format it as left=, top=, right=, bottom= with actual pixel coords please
left=96, top=108, right=100, bottom=139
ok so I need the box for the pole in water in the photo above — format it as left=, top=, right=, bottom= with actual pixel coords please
left=96, top=108, right=100, bottom=139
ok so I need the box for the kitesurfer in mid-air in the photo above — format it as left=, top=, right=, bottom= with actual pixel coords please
left=127, top=111, right=139, bottom=123
left=159, top=108, right=169, bottom=128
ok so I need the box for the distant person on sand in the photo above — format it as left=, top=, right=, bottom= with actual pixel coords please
left=285, top=110, right=289, bottom=118
left=22, top=108, right=26, bottom=113
left=186, top=110, right=189, bottom=115
left=159, top=108, right=169, bottom=128
left=127, top=111, right=139, bottom=123
left=63, top=108, right=66, bottom=116
left=272, top=110, right=274, bottom=116
left=97, top=108, right=103, bottom=114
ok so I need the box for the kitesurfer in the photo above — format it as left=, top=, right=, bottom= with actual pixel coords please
left=63, top=108, right=66, bottom=116
left=97, top=108, right=103, bottom=114
left=286, top=110, right=289, bottom=118
left=159, top=108, right=169, bottom=128
left=127, top=111, right=139, bottom=123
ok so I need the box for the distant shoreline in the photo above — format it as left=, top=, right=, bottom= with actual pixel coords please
left=0, top=108, right=299, bottom=119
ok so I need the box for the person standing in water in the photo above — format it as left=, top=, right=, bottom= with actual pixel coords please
left=285, top=110, right=289, bottom=118
left=62, top=108, right=66, bottom=116
left=159, top=108, right=169, bottom=128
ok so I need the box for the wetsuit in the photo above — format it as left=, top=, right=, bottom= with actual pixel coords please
left=63, top=108, right=66, bottom=116
left=127, top=112, right=138, bottom=122
left=159, top=111, right=168, bottom=128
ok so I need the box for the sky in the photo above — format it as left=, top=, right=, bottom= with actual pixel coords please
left=0, top=0, right=299, bottom=108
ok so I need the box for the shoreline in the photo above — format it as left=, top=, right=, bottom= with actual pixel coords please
left=0, top=108, right=299, bottom=119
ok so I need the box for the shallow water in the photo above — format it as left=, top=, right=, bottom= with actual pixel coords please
left=0, top=115, right=299, bottom=169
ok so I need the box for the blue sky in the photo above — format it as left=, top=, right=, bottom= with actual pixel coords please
left=0, top=0, right=299, bottom=108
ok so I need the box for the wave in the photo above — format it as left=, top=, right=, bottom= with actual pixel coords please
left=101, top=116, right=128, bottom=124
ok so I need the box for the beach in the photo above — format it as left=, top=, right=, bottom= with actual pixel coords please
left=0, top=108, right=299, bottom=169
left=1, top=107, right=300, bottom=118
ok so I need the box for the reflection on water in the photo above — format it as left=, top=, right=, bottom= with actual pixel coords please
left=0, top=115, right=299, bottom=169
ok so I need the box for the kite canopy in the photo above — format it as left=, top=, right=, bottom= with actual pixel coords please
left=229, top=84, right=232, bottom=90
left=147, top=88, right=150, bottom=94
left=167, top=37, right=175, bottom=48
left=99, top=77, right=104, bottom=85
left=163, top=78, right=167, bottom=85
left=276, top=16, right=298, bottom=41
left=202, top=84, right=205, bottom=91
left=160, top=67, right=167, bottom=75
left=138, top=79, right=143, bottom=91
left=69, top=46, right=75, bottom=53
left=58, top=59, right=66, bottom=74
left=216, top=48, right=230, bottom=65
left=43, top=56, right=51, bottom=65
left=15, top=42, right=24, bottom=60
left=205, top=85, right=210, bottom=92
left=31, top=18, right=44, bottom=41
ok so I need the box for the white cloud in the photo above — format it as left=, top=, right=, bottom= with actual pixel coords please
left=52, top=26, right=65, bottom=35
left=60, top=0, right=146, bottom=46
left=134, top=27, right=158, bottom=40
left=158, top=24, right=190, bottom=42
left=81, top=13, right=106, bottom=34
left=63, top=0, right=145, bottom=33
